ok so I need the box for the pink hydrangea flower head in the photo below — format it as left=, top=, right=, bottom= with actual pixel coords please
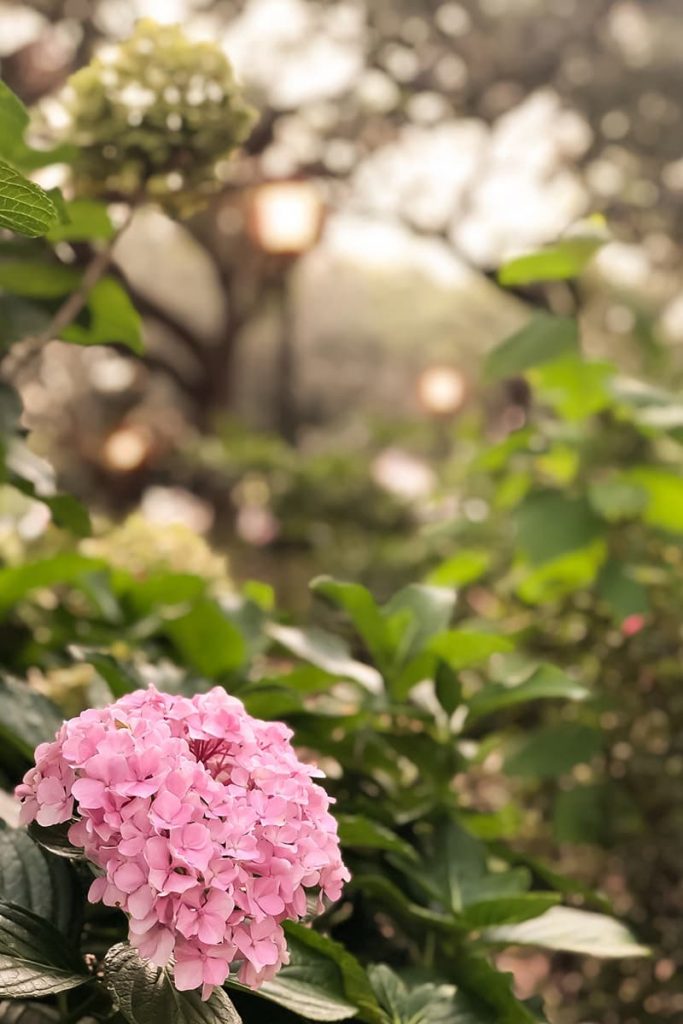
left=16, top=686, right=349, bottom=1000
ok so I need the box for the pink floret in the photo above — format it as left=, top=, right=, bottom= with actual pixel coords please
left=16, top=685, right=349, bottom=998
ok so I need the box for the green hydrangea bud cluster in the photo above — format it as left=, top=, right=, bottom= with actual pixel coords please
left=52, top=20, right=256, bottom=210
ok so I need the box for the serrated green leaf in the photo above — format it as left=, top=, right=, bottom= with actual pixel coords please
left=0, top=162, right=57, bottom=238
left=104, top=943, right=241, bottom=1024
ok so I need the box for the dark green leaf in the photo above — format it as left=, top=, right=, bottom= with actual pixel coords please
left=596, top=560, right=649, bottom=623
left=336, top=815, right=418, bottom=861
left=465, top=664, right=589, bottom=725
left=0, top=677, right=63, bottom=761
left=27, top=821, right=84, bottom=860
left=0, top=824, right=80, bottom=938
left=166, top=598, right=247, bottom=678
left=485, top=315, right=578, bottom=381
left=0, top=553, right=106, bottom=616
left=434, top=661, right=462, bottom=717
left=0, top=901, right=88, bottom=997
left=279, top=923, right=384, bottom=1024
left=311, top=577, right=391, bottom=670
left=504, top=724, right=602, bottom=779
left=382, top=585, right=455, bottom=668
left=515, top=491, right=602, bottom=565
left=0, top=260, right=78, bottom=298
left=103, top=943, right=241, bottom=1024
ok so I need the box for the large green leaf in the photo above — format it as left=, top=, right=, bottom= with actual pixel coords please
left=429, top=631, right=514, bottom=670
left=46, top=200, right=114, bottom=243
left=0, top=162, right=57, bottom=238
left=0, top=677, right=63, bottom=762
left=0, top=260, right=79, bottom=298
left=425, top=550, right=492, bottom=588
left=231, top=933, right=358, bottom=1022
left=485, top=315, right=578, bottom=381
left=515, top=491, right=603, bottom=565
left=61, top=277, right=143, bottom=353
left=0, top=553, right=106, bottom=616
left=482, top=906, right=650, bottom=958
left=529, top=357, right=614, bottom=420
left=0, top=825, right=80, bottom=938
left=0, top=901, right=89, bottom=997
left=452, top=954, right=545, bottom=1024
left=311, top=578, right=391, bottom=670
left=596, top=560, right=649, bottom=624
left=268, top=624, right=382, bottom=693
left=382, top=585, right=455, bottom=669
left=368, top=965, right=497, bottom=1024
left=504, top=723, right=602, bottom=779
left=336, top=815, right=418, bottom=861
left=624, top=467, right=683, bottom=533
left=0, top=84, right=29, bottom=163
left=279, top=923, right=385, bottom=1024
left=498, top=232, right=605, bottom=286
left=465, top=664, right=589, bottom=725
left=103, top=943, right=241, bottom=1024
left=425, top=819, right=551, bottom=927
left=166, top=598, right=247, bottom=678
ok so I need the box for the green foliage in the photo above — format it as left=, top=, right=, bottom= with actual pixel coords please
left=0, top=33, right=656, bottom=1024
left=0, top=162, right=57, bottom=238
left=103, top=944, right=241, bottom=1024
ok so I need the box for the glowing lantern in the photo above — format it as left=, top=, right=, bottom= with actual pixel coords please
left=247, top=180, right=325, bottom=257
left=417, top=365, right=467, bottom=416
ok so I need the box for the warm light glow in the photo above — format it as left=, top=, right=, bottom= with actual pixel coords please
left=417, top=366, right=467, bottom=416
left=248, top=181, right=325, bottom=256
left=101, top=425, right=153, bottom=472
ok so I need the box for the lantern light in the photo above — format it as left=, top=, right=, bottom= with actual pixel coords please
left=417, top=365, right=467, bottom=416
left=247, top=180, right=325, bottom=257
left=101, top=425, right=153, bottom=473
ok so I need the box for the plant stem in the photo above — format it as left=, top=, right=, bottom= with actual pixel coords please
left=2, top=204, right=136, bottom=380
